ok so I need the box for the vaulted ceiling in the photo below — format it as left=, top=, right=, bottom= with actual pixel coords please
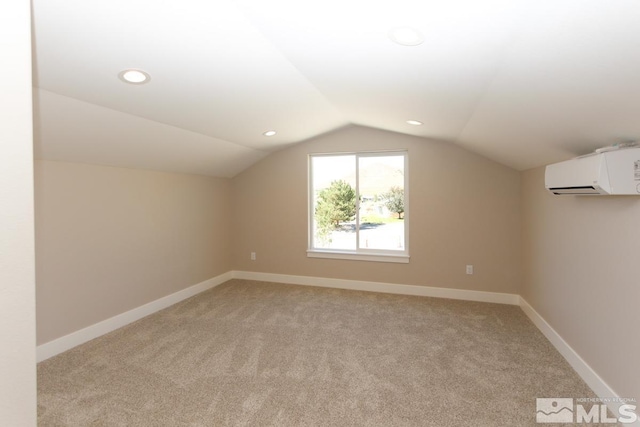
left=31, top=0, right=640, bottom=177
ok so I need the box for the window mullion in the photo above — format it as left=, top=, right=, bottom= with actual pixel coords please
left=355, top=154, right=360, bottom=251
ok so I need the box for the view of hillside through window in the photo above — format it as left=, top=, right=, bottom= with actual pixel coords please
left=309, top=152, right=407, bottom=254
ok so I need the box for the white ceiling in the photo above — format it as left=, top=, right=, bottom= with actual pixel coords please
left=31, top=0, right=640, bottom=176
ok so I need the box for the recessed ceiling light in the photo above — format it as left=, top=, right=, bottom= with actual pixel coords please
left=263, top=130, right=277, bottom=137
left=389, top=27, right=425, bottom=46
left=406, top=120, right=423, bottom=126
left=118, top=69, right=151, bottom=85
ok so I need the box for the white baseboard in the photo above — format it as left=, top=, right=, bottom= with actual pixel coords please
left=35, top=269, right=636, bottom=424
left=36, top=271, right=233, bottom=362
left=520, top=297, right=639, bottom=425
left=231, top=270, right=520, bottom=305
left=37, top=271, right=517, bottom=362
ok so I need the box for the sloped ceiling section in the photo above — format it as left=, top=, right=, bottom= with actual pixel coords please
left=31, top=0, right=640, bottom=176
left=33, top=89, right=268, bottom=178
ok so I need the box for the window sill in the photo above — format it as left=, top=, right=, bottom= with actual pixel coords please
left=306, top=250, right=410, bottom=264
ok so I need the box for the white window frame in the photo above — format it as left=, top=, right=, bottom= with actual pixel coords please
left=307, top=150, right=409, bottom=263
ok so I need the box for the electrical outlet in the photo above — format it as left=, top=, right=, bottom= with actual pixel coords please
left=250, top=252, right=256, bottom=261
left=466, top=265, right=474, bottom=275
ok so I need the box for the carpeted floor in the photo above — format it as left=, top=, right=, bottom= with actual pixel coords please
left=38, top=279, right=597, bottom=426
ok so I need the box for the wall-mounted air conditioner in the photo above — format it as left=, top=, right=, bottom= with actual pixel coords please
left=545, top=147, right=640, bottom=195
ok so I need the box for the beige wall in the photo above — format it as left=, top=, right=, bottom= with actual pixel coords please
left=522, top=166, right=640, bottom=401
left=232, top=125, right=521, bottom=294
left=0, top=0, right=37, bottom=424
left=35, top=160, right=232, bottom=345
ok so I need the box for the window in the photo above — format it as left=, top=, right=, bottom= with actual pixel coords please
left=308, top=151, right=409, bottom=263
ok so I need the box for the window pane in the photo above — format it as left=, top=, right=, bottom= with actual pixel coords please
left=358, top=155, right=405, bottom=251
left=311, top=155, right=356, bottom=250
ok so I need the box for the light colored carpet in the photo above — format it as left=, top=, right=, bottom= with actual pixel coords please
left=38, top=279, right=596, bottom=426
